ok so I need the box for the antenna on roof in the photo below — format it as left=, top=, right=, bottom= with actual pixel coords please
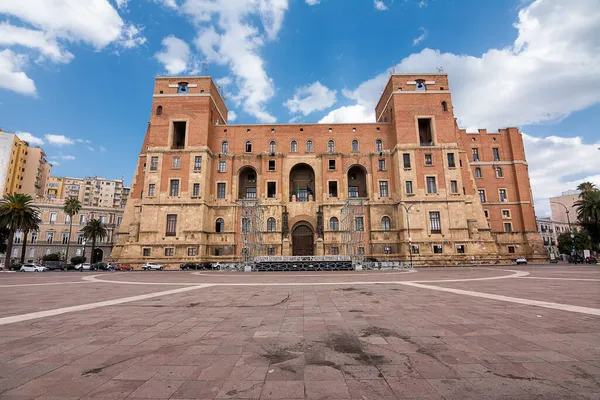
left=202, top=60, right=209, bottom=76
left=388, top=66, right=396, bottom=75
left=436, top=66, right=444, bottom=73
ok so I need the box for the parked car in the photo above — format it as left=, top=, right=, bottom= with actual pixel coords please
left=141, top=262, right=164, bottom=271
left=516, top=257, right=527, bottom=265
left=116, top=264, right=134, bottom=271
left=20, top=263, right=47, bottom=272
left=92, top=262, right=112, bottom=271
left=43, top=261, right=66, bottom=271
left=8, top=262, right=23, bottom=271
left=585, top=256, right=597, bottom=264
left=74, top=263, right=95, bottom=271
left=180, top=262, right=200, bottom=270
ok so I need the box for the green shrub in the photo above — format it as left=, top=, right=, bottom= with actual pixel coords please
left=70, top=256, right=86, bottom=265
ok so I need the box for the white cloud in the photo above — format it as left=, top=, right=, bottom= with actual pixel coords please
left=325, top=0, right=600, bottom=131
left=0, top=50, right=36, bottom=95
left=284, top=81, right=337, bottom=116
left=0, top=22, right=74, bottom=63
left=99, top=146, right=107, bottom=152
left=374, top=1, right=388, bottom=11
left=60, top=155, right=76, bottom=160
left=155, top=35, right=193, bottom=75
left=228, top=110, right=237, bottom=122
left=418, top=0, right=427, bottom=7
left=184, top=0, right=289, bottom=123
left=118, top=24, right=147, bottom=49
left=306, top=0, right=320, bottom=5
left=115, top=0, right=128, bottom=9
left=524, top=134, right=600, bottom=217
left=86, top=146, right=95, bottom=152
left=44, top=134, right=74, bottom=146
left=319, top=104, right=374, bottom=124
left=75, top=138, right=92, bottom=144
left=15, top=132, right=44, bottom=146
left=412, top=27, right=426, bottom=46
left=48, top=160, right=60, bottom=166
left=154, top=0, right=178, bottom=8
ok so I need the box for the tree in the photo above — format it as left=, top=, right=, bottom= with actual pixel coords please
left=0, top=193, right=41, bottom=268
left=82, top=218, right=108, bottom=264
left=557, top=230, right=591, bottom=255
left=575, top=189, right=600, bottom=250
left=42, top=253, right=61, bottom=262
left=0, top=227, right=9, bottom=255
left=63, top=197, right=82, bottom=264
left=577, top=181, right=597, bottom=194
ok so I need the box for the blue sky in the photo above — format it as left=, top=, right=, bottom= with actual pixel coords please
left=1, top=0, right=599, bottom=216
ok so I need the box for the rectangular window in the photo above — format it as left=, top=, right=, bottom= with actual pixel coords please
left=504, top=222, right=512, bottom=233
left=357, top=247, right=365, bottom=255
left=148, top=183, right=155, bottom=197
left=169, top=180, right=179, bottom=196
left=502, top=209, right=511, bottom=218
left=267, top=182, right=276, bottom=198
left=219, top=161, right=226, bottom=172
left=150, top=156, right=158, bottom=171
left=508, top=246, right=515, bottom=254
left=14, top=231, right=22, bottom=244
left=215, top=248, right=223, bottom=256
left=46, top=232, right=54, bottom=244
left=245, top=187, right=256, bottom=199
left=349, top=186, right=359, bottom=198
left=165, top=248, right=174, bottom=256
left=50, top=213, right=57, bottom=224
left=411, top=245, right=420, bottom=254
left=379, top=181, right=389, bottom=197
left=188, top=247, right=197, bottom=256
left=328, top=159, right=336, bottom=170
left=406, top=181, right=413, bottom=194
left=447, top=153, right=456, bottom=168
left=268, top=247, right=276, bottom=256
left=355, top=216, right=364, bottom=231
left=31, top=232, right=37, bottom=244
left=331, top=246, right=339, bottom=255
left=62, top=233, right=69, bottom=244
left=172, top=121, right=186, bottom=149
left=65, top=215, right=71, bottom=225
left=426, top=177, right=437, bottom=194
left=268, top=160, right=276, bottom=171
left=172, top=156, right=180, bottom=169
left=424, top=154, right=433, bottom=165
left=456, top=244, right=465, bottom=254
left=429, top=211, right=441, bottom=233
left=328, top=181, right=338, bottom=197
left=478, top=189, right=486, bottom=203
left=166, top=214, right=177, bottom=236
left=143, top=248, right=151, bottom=256
left=450, top=180, right=458, bottom=194
left=77, top=233, right=83, bottom=244
left=194, top=156, right=202, bottom=171
left=472, top=148, right=480, bottom=161
left=378, top=159, right=386, bottom=171
left=493, top=148, right=500, bottom=161
left=418, top=118, right=433, bottom=146
left=484, top=210, right=490, bottom=219
left=499, top=189, right=507, bottom=202
left=217, top=183, right=226, bottom=199
left=433, top=245, right=443, bottom=254
left=192, top=183, right=200, bottom=197
left=403, top=153, right=411, bottom=168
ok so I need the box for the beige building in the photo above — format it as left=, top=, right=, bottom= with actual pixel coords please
left=6, top=199, right=124, bottom=263
left=45, top=176, right=130, bottom=208
left=550, top=190, right=580, bottom=225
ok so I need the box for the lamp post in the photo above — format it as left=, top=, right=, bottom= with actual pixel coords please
left=551, top=201, right=575, bottom=256
left=400, top=202, right=418, bottom=268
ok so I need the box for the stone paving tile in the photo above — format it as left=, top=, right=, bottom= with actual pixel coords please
left=85, top=379, right=145, bottom=398
left=127, top=379, right=185, bottom=398
left=260, top=380, right=304, bottom=399
left=305, top=380, right=350, bottom=399
left=171, top=380, right=224, bottom=399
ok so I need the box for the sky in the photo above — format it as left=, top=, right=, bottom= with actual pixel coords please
left=1, top=0, right=599, bottom=217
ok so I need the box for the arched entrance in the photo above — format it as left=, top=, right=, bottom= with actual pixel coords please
left=289, top=163, right=315, bottom=202
left=93, top=248, right=104, bottom=263
left=238, top=166, right=258, bottom=199
left=292, top=224, right=314, bottom=256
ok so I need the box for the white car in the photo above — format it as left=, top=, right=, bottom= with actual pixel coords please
left=141, top=262, right=164, bottom=271
left=74, top=263, right=94, bottom=271
left=516, top=257, right=528, bottom=265
left=20, top=264, right=47, bottom=272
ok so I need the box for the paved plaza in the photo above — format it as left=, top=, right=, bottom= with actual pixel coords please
left=0, top=265, right=599, bottom=399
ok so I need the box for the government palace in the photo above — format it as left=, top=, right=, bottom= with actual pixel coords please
left=112, top=73, right=545, bottom=266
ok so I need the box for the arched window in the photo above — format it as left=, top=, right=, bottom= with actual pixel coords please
left=376, top=139, right=383, bottom=152
left=496, top=167, right=503, bottom=178
left=291, top=140, right=298, bottom=152
left=475, top=167, right=482, bottom=178
left=327, top=140, right=335, bottom=152
left=381, top=216, right=391, bottom=231
left=215, top=218, right=224, bottom=233
left=156, top=105, right=163, bottom=116
left=351, top=140, right=359, bottom=152
left=221, top=141, right=228, bottom=154
left=269, top=141, right=276, bottom=153
left=441, top=101, right=448, bottom=112
left=245, top=141, right=252, bottom=153
left=306, top=140, right=313, bottom=153
left=267, top=217, right=276, bottom=232
left=177, top=82, right=188, bottom=93
left=329, top=217, right=339, bottom=231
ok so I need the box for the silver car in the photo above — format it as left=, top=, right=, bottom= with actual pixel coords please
left=20, top=264, right=47, bottom=272
left=141, top=263, right=164, bottom=271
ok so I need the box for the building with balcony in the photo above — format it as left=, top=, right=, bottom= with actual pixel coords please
left=44, top=176, right=130, bottom=208
left=112, top=74, right=545, bottom=266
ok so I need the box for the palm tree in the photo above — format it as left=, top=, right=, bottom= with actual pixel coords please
left=575, top=189, right=600, bottom=249
left=82, top=218, right=108, bottom=264
left=0, top=193, right=41, bottom=268
left=577, top=182, right=597, bottom=195
left=63, top=197, right=82, bottom=264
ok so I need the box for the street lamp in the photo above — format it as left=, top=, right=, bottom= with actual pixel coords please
left=551, top=201, right=575, bottom=255
left=400, top=202, right=419, bottom=268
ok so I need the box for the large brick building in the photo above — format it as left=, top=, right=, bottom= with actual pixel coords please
left=112, top=73, right=544, bottom=265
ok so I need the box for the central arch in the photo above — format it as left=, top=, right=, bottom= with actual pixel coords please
left=289, top=163, right=315, bottom=202
left=292, top=223, right=314, bottom=256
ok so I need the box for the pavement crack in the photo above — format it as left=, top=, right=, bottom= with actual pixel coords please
left=491, top=372, right=543, bottom=381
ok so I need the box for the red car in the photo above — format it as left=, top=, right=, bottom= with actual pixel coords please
left=116, top=264, right=134, bottom=271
